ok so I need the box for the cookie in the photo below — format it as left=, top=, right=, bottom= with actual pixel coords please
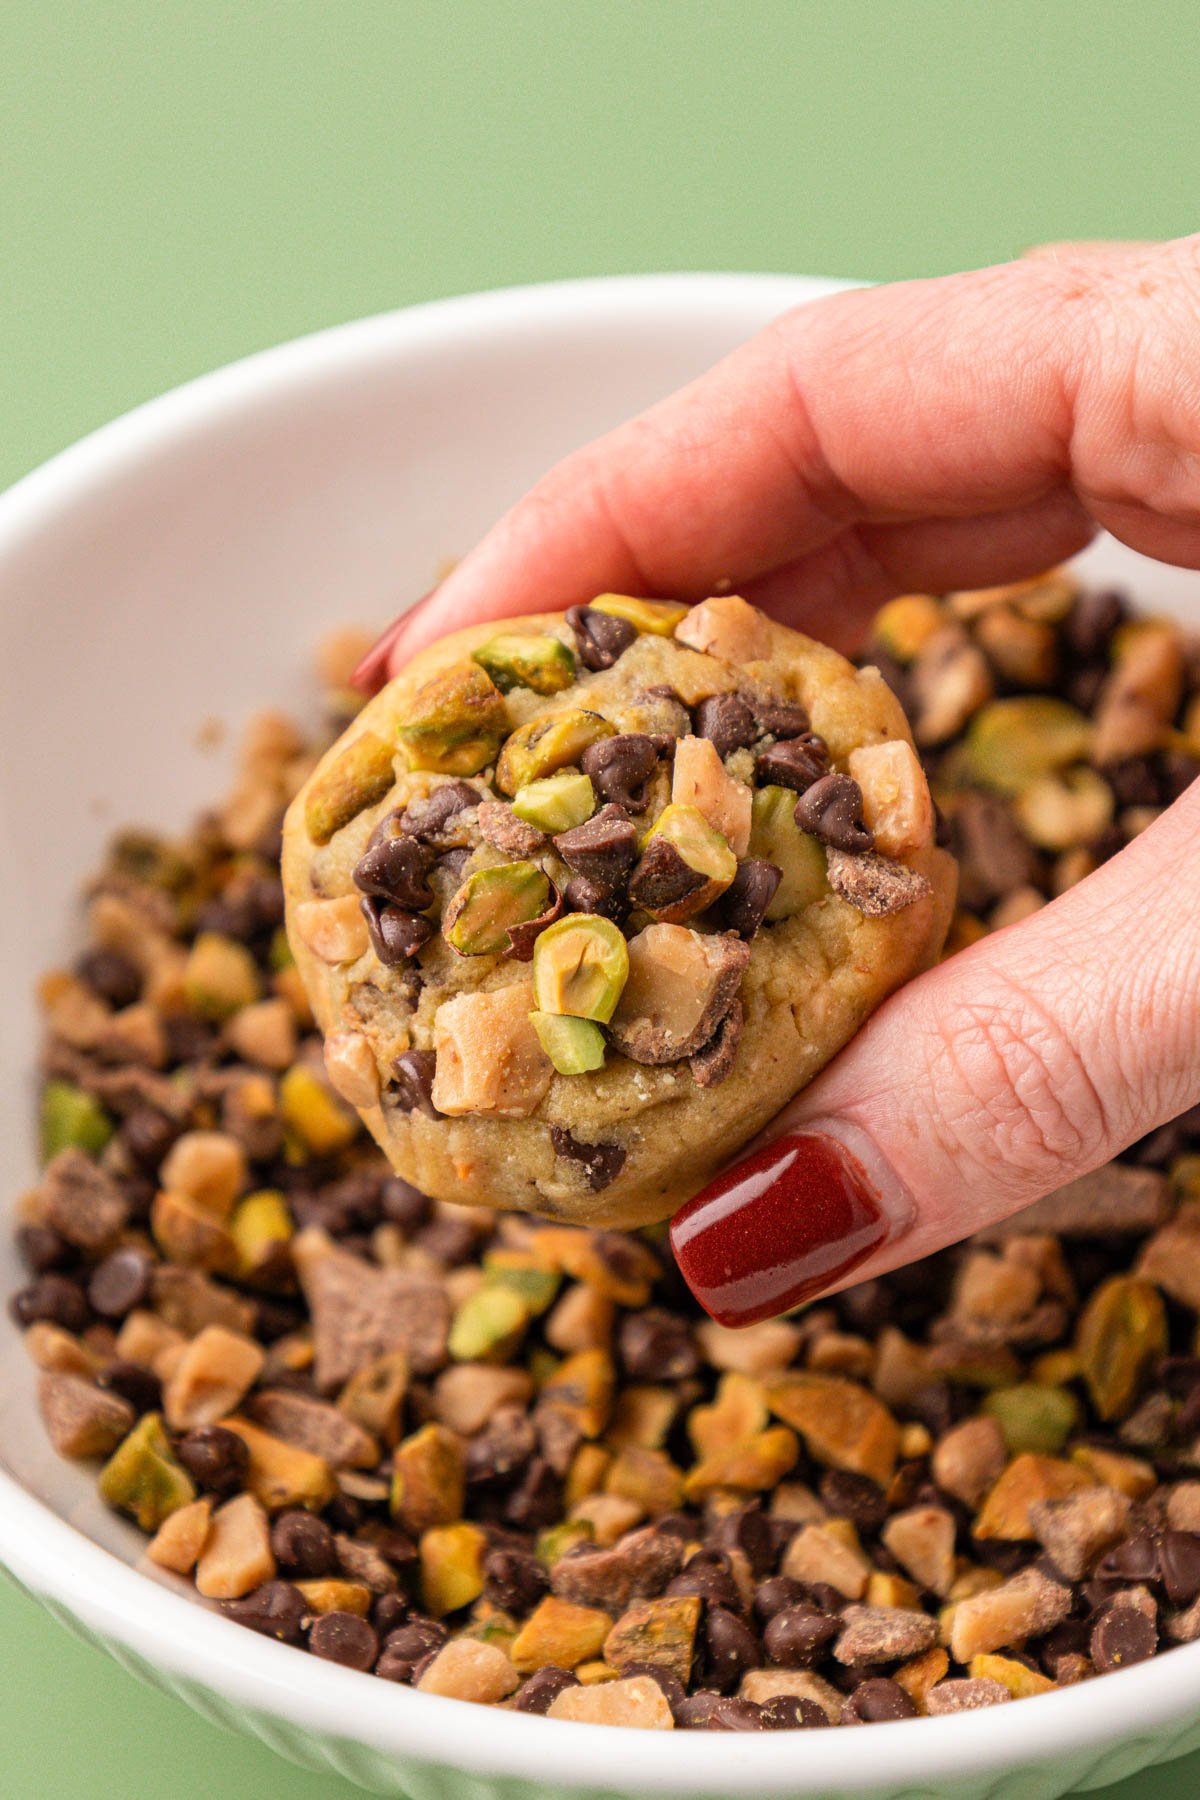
left=283, top=595, right=955, bottom=1226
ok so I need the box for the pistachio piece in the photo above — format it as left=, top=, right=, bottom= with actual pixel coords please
left=982, top=1384, right=1081, bottom=1456
left=219, top=1415, right=337, bottom=1512
left=608, top=923, right=749, bottom=1065
left=448, top=1283, right=531, bottom=1361
left=39, top=1080, right=114, bottom=1164
left=279, top=1065, right=360, bottom=1156
left=604, top=1594, right=701, bottom=1683
left=628, top=803, right=736, bottom=923
left=496, top=710, right=616, bottom=795
left=431, top=981, right=554, bottom=1117
left=1012, top=767, right=1114, bottom=852
left=965, top=697, right=1092, bottom=796
left=397, top=662, right=509, bottom=776
left=229, top=1189, right=294, bottom=1286
left=183, top=931, right=261, bottom=1019
left=671, top=735, right=752, bottom=856
left=512, top=771, right=597, bottom=835
left=443, top=863, right=553, bottom=957
left=870, top=594, right=946, bottom=663
left=1075, top=1275, right=1167, bottom=1421
left=749, top=786, right=829, bottom=919
left=390, top=1422, right=466, bottom=1534
left=472, top=632, right=576, bottom=695
left=511, top=1595, right=613, bottom=1672
left=530, top=1012, right=607, bottom=1075
left=304, top=730, right=396, bottom=844
left=421, top=1521, right=490, bottom=1617
left=674, top=595, right=771, bottom=663
left=590, top=594, right=690, bottom=635
left=532, top=915, right=630, bottom=1023
left=98, top=1412, right=197, bottom=1532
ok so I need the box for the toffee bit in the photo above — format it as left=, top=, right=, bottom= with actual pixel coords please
left=825, top=849, right=933, bottom=917
left=549, top=1126, right=628, bottom=1192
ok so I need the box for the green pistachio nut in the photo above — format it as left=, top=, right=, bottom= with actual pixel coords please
left=965, top=697, right=1093, bottom=796
left=481, top=1251, right=562, bottom=1313
left=279, top=1065, right=360, bottom=1157
left=983, top=1383, right=1081, bottom=1456
left=397, top=662, right=509, bottom=776
left=512, top=771, right=597, bottom=834
left=98, top=1413, right=196, bottom=1532
left=536, top=1518, right=595, bottom=1564
left=448, top=1283, right=531, bottom=1362
left=590, top=594, right=689, bottom=636
left=443, top=862, right=552, bottom=956
left=496, top=709, right=615, bottom=796
left=40, top=1080, right=114, bottom=1164
left=305, top=730, right=397, bottom=844
left=472, top=632, right=576, bottom=695
left=634, top=802, right=737, bottom=922
left=183, top=931, right=261, bottom=1020
left=230, top=1189, right=294, bottom=1284
left=749, top=786, right=830, bottom=919
left=532, top=915, right=630, bottom=1022
left=530, top=1011, right=607, bottom=1074
left=420, top=1521, right=489, bottom=1617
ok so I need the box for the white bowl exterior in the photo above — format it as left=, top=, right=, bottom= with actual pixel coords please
left=0, top=272, right=1198, bottom=1799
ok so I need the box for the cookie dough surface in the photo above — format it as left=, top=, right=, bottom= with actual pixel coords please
left=283, top=597, right=955, bottom=1226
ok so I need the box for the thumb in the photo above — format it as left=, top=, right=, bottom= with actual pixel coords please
left=670, top=781, right=1200, bottom=1325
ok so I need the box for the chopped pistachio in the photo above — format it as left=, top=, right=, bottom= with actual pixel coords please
left=769, top=1373, right=900, bottom=1487
left=532, top=915, right=629, bottom=1022
left=98, top=1412, right=196, bottom=1533
left=304, top=730, right=396, bottom=843
left=448, top=1283, right=530, bottom=1362
left=749, top=785, right=829, bottom=918
left=444, top=862, right=552, bottom=956
left=39, top=1080, right=114, bottom=1164
left=397, top=662, right=509, bottom=775
left=512, top=770, right=597, bottom=834
left=230, top=1189, right=293, bottom=1285
left=590, top=594, right=689, bottom=635
left=219, top=1415, right=337, bottom=1512
left=632, top=802, right=737, bottom=923
left=496, top=709, right=615, bottom=796
left=421, top=1521, right=489, bottom=1617
left=983, top=1384, right=1080, bottom=1456
left=529, top=1011, right=607, bottom=1074
left=1075, top=1275, right=1167, bottom=1422
left=510, top=1595, right=612, bottom=1672
left=390, top=1423, right=465, bottom=1534
left=964, top=697, right=1092, bottom=795
left=604, top=1594, right=701, bottom=1683
left=472, top=632, right=575, bottom=695
left=279, top=1065, right=360, bottom=1157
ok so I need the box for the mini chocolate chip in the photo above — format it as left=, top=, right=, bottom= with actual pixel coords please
left=580, top=735, right=659, bottom=813
left=77, top=947, right=142, bottom=1008
left=753, top=1576, right=811, bottom=1624
left=375, top=1619, right=448, bottom=1682
left=819, top=1470, right=888, bottom=1535
left=121, top=1106, right=182, bottom=1172
left=562, top=873, right=629, bottom=923
left=162, top=1014, right=219, bottom=1064
left=393, top=782, right=481, bottom=845
left=9, top=1274, right=90, bottom=1333
left=694, top=693, right=757, bottom=757
left=702, top=1605, right=760, bottom=1693
left=674, top=1691, right=726, bottom=1729
left=566, top=605, right=637, bottom=671
left=380, top=1175, right=433, bottom=1229
left=709, top=1500, right=775, bottom=1578
left=754, top=699, right=811, bottom=740
left=390, top=1049, right=441, bottom=1118
left=761, top=1694, right=830, bottom=1729
left=549, top=1125, right=627, bottom=1192
left=714, top=859, right=781, bottom=939
left=667, top=1551, right=745, bottom=1616
left=371, top=1593, right=412, bottom=1637
left=1090, top=1602, right=1157, bottom=1672
left=220, top=1580, right=308, bottom=1645
left=755, top=733, right=830, bottom=793
left=512, top=1667, right=580, bottom=1714
left=618, top=1308, right=699, bottom=1381
left=271, top=1509, right=337, bottom=1577
left=309, top=1610, right=379, bottom=1670
left=484, top=1548, right=549, bottom=1615
left=504, top=1457, right=563, bottom=1529
left=844, top=1677, right=918, bottom=1723
left=97, top=1358, right=161, bottom=1414
left=353, top=835, right=433, bottom=910
left=176, top=1424, right=250, bottom=1497
left=703, top=1698, right=767, bottom=1731
left=1095, top=1532, right=1161, bottom=1585
left=1064, top=588, right=1126, bottom=660
left=361, top=897, right=434, bottom=964
left=553, top=804, right=638, bottom=884
left=621, top=1661, right=687, bottom=1720
left=628, top=837, right=707, bottom=913
left=16, top=1224, right=71, bottom=1274
left=88, top=1246, right=153, bottom=1319
left=763, top=1605, right=841, bottom=1668
left=1163, top=752, right=1200, bottom=802
left=1106, top=756, right=1161, bottom=808
left=793, top=773, right=873, bottom=852
left=1159, top=1530, right=1200, bottom=1605
left=466, top=1409, right=539, bottom=1486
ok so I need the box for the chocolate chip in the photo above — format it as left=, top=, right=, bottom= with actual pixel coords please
left=1064, top=589, right=1126, bottom=660
left=483, top=1549, right=548, bottom=1616
left=709, top=1500, right=775, bottom=1579
left=360, top=897, right=434, bottom=965
left=755, top=732, right=830, bottom=793
left=1163, top=752, right=1200, bottom=803
left=580, top=735, right=659, bottom=813
left=819, top=1470, right=888, bottom=1535
left=9, top=1273, right=90, bottom=1333
left=1159, top=1530, right=1200, bottom=1604
left=752, top=1575, right=811, bottom=1624
left=714, top=860, right=781, bottom=939
left=512, top=1666, right=580, bottom=1714
left=88, top=1246, right=153, bottom=1319
left=1095, top=1531, right=1160, bottom=1585
left=566, top=605, right=637, bottom=671
left=77, top=947, right=142, bottom=1008
left=176, top=1423, right=250, bottom=1497
left=674, top=1691, right=726, bottom=1729
left=220, top=1580, right=308, bottom=1645
left=389, top=1049, right=441, bottom=1117
left=762, top=1694, right=830, bottom=1729
left=705, top=1697, right=768, bottom=1731
left=793, top=773, right=873, bottom=852
left=353, top=835, right=433, bottom=911
left=754, top=699, right=811, bottom=740
left=763, top=1604, right=841, bottom=1668
left=702, top=1605, right=760, bottom=1693
left=553, top=804, right=638, bottom=884
left=309, top=1611, right=379, bottom=1670
left=97, top=1358, right=161, bottom=1414
left=628, top=837, right=707, bottom=913
left=1089, top=1602, right=1157, bottom=1672
left=694, top=693, right=757, bottom=757
left=689, top=998, right=743, bottom=1089
left=843, top=1677, right=918, bottom=1723
left=394, top=782, right=481, bottom=845
left=121, top=1106, right=182, bottom=1173
left=376, top=1618, right=448, bottom=1682
left=371, top=1593, right=413, bottom=1637
left=1106, top=756, right=1161, bottom=809
left=503, top=1457, right=564, bottom=1529
left=269, top=1509, right=336, bottom=1577
left=16, top=1224, right=71, bottom=1274
left=549, top=1126, right=627, bottom=1192
left=562, top=874, right=628, bottom=924
left=466, top=1408, right=538, bottom=1486
left=380, top=1175, right=433, bottom=1230
left=667, top=1551, right=745, bottom=1615
left=618, top=1308, right=699, bottom=1381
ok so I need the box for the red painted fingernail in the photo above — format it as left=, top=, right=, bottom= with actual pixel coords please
left=669, top=1132, right=892, bottom=1327
left=351, top=589, right=438, bottom=694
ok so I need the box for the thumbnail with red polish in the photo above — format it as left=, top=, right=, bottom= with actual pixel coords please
left=669, top=1132, right=888, bottom=1327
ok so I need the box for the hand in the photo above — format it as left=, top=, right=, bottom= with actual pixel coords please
left=356, top=238, right=1200, bottom=1321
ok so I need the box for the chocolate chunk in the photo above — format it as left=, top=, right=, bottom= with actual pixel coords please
left=390, top=1049, right=441, bottom=1118
left=755, top=733, right=830, bottom=793
left=9, top=1273, right=90, bottom=1333
left=689, top=998, right=743, bottom=1089
left=376, top=1618, right=448, bottom=1682
left=484, top=1549, right=549, bottom=1615
left=842, top=1677, right=918, bottom=1723
left=39, top=1149, right=128, bottom=1254
left=549, top=1125, right=627, bottom=1192
left=761, top=1695, right=830, bottom=1729
left=562, top=874, right=629, bottom=923
left=1090, top=1601, right=1157, bottom=1671
left=77, top=947, right=141, bottom=1008
left=566, top=605, right=637, bottom=671
left=512, top=1667, right=580, bottom=1714
left=465, top=1407, right=538, bottom=1485
left=176, top=1424, right=251, bottom=1496
left=87, top=1246, right=153, bottom=1320
left=476, top=800, right=547, bottom=858
left=309, top=1611, right=378, bottom=1671
left=820, top=1470, right=889, bottom=1534
left=950, top=792, right=1038, bottom=907
left=271, top=1509, right=337, bottom=1577
left=754, top=699, right=811, bottom=740
left=553, top=804, right=638, bottom=884
left=618, top=1308, right=699, bottom=1381
left=694, top=693, right=757, bottom=757
left=394, top=782, right=481, bottom=845
left=764, top=1605, right=841, bottom=1668
left=353, top=835, right=433, bottom=910
left=580, top=735, right=659, bottom=813
left=360, top=897, right=434, bottom=964
left=97, top=1358, right=161, bottom=1414
left=220, top=1581, right=309, bottom=1645
left=714, top=859, right=781, bottom=939
left=666, top=1550, right=744, bottom=1615
left=628, top=837, right=707, bottom=913
left=702, top=1606, right=760, bottom=1693
left=550, top=1525, right=683, bottom=1610
left=1065, top=588, right=1126, bottom=661
left=793, top=774, right=873, bottom=852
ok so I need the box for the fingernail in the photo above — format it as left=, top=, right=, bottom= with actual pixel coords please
left=669, top=1126, right=911, bottom=1327
left=351, top=589, right=438, bottom=694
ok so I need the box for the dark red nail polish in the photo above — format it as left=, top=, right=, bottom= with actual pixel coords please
left=669, top=1132, right=889, bottom=1327
left=351, top=590, right=437, bottom=694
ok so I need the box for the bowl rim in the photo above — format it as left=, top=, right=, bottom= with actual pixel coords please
left=1, top=269, right=1197, bottom=1793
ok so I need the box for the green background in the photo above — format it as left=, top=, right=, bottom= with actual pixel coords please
left=1, top=1, right=1198, bottom=1793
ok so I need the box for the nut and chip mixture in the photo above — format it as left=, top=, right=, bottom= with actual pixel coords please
left=9, top=575, right=1200, bottom=1729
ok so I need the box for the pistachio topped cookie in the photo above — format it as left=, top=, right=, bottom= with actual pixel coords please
left=283, top=595, right=955, bottom=1226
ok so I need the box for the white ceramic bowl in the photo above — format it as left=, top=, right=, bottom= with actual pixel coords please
left=1, top=273, right=1199, bottom=1800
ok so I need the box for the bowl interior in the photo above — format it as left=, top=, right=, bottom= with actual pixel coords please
left=1, top=272, right=1199, bottom=1795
